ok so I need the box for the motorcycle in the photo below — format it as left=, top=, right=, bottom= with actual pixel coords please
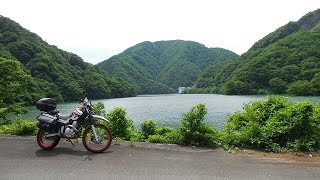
left=35, top=93, right=112, bottom=153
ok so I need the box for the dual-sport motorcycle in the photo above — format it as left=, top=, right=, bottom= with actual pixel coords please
left=35, top=93, right=112, bottom=153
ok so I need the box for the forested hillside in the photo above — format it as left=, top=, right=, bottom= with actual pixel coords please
left=192, top=9, right=320, bottom=95
left=97, top=40, right=238, bottom=94
left=0, top=15, right=137, bottom=107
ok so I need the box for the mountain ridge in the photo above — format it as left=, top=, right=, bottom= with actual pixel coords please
left=192, top=9, right=320, bottom=95
left=98, top=40, right=238, bottom=94
left=0, top=15, right=137, bottom=105
left=248, top=9, right=320, bottom=53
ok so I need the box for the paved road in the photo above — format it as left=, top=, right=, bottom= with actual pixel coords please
left=0, top=135, right=320, bottom=180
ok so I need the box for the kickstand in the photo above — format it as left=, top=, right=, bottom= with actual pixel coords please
left=67, top=139, right=75, bottom=147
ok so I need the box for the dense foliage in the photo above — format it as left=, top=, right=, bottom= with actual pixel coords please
left=0, top=119, right=37, bottom=135
left=222, top=96, right=320, bottom=152
left=98, top=40, right=238, bottom=94
left=0, top=58, right=29, bottom=120
left=192, top=9, right=320, bottom=95
left=0, top=15, right=137, bottom=111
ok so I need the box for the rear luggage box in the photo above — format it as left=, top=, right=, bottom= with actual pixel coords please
left=36, top=98, right=57, bottom=112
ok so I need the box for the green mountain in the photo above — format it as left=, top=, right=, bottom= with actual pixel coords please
left=193, top=9, right=320, bottom=95
left=97, top=40, right=238, bottom=94
left=0, top=15, right=137, bottom=106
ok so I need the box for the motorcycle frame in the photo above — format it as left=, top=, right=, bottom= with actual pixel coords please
left=41, top=101, right=109, bottom=140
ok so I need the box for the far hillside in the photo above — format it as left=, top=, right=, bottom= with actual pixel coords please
left=0, top=15, right=137, bottom=107
left=97, top=40, right=238, bottom=94
left=192, top=9, right=320, bottom=95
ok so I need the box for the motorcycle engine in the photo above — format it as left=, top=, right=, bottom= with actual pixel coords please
left=62, top=121, right=78, bottom=138
left=64, top=127, right=74, bottom=137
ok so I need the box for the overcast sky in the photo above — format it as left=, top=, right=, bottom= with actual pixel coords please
left=1, top=0, right=319, bottom=64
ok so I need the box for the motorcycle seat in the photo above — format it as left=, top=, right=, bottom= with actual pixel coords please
left=59, top=114, right=70, bottom=120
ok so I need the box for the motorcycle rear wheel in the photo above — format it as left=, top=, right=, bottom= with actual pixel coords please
left=37, top=128, right=60, bottom=150
left=82, top=124, right=112, bottom=153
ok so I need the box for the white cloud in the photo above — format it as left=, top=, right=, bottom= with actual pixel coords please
left=1, top=0, right=319, bottom=64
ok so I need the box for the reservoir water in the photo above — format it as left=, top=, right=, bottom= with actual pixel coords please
left=21, top=94, right=320, bottom=129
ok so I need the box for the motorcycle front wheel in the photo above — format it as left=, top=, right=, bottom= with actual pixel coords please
left=37, top=128, right=60, bottom=150
left=82, top=124, right=112, bottom=153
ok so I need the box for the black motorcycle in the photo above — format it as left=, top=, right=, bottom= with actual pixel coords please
left=36, top=94, right=112, bottom=153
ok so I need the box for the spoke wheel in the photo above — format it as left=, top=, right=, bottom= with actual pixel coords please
left=37, top=128, right=60, bottom=150
left=82, top=124, right=112, bottom=153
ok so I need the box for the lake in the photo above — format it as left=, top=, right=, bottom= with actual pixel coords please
left=21, top=94, right=320, bottom=129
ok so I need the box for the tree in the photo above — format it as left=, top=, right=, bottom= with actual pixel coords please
left=310, top=73, right=320, bottom=95
left=269, top=78, right=287, bottom=94
left=287, top=80, right=312, bottom=95
left=222, top=80, right=252, bottom=95
left=0, top=58, right=30, bottom=120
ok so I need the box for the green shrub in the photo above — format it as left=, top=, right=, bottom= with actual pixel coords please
left=155, top=126, right=175, bottom=135
left=261, top=101, right=319, bottom=151
left=92, top=102, right=106, bottom=116
left=140, top=119, right=157, bottom=140
left=177, top=103, right=220, bottom=148
left=222, top=96, right=290, bottom=149
left=0, top=119, right=37, bottom=135
left=148, top=126, right=178, bottom=144
left=0, top=103, right=28, bottom=124
left=105, top=107, right=135, bottom=140
left=222, top=96, right=320, bottom=152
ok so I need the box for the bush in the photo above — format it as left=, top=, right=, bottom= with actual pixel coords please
left=222, top=96, right=292, bottom=149
left=148, top=126, right=178, bottom=144
left=0, top=119, right=37, bottom=135
left=261, top=101, right=319, bottom=151
left=105, top=107, right=135, bottom=140
left=92, top=102, right=106, bottom=116
left=222, top=96, right=320, bottom=152
left=177, top=103, right=220, bottom=148
left=140, top=120, right=157, bottom=140
left=0, top=103, right=28, bottom=124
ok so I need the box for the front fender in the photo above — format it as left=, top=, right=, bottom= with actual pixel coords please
left=92, top=115, right=109, bottom=122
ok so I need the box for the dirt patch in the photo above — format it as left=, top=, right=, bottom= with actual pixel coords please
left=113, top=140, right=216, bottom=153
left=239, top=149, right=320, bottom=166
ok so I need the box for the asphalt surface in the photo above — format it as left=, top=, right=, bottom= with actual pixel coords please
left=0, top=135, right=320, bottom=180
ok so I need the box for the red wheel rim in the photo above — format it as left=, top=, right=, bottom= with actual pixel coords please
left=83, top=125, right=111, bottom=152
left=39, top=129, right=55, bottom=148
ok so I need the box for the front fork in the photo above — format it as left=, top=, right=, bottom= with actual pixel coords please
left=88, top=114, right=100, bottom=143
left=91, top=125, right=99, bottom=142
